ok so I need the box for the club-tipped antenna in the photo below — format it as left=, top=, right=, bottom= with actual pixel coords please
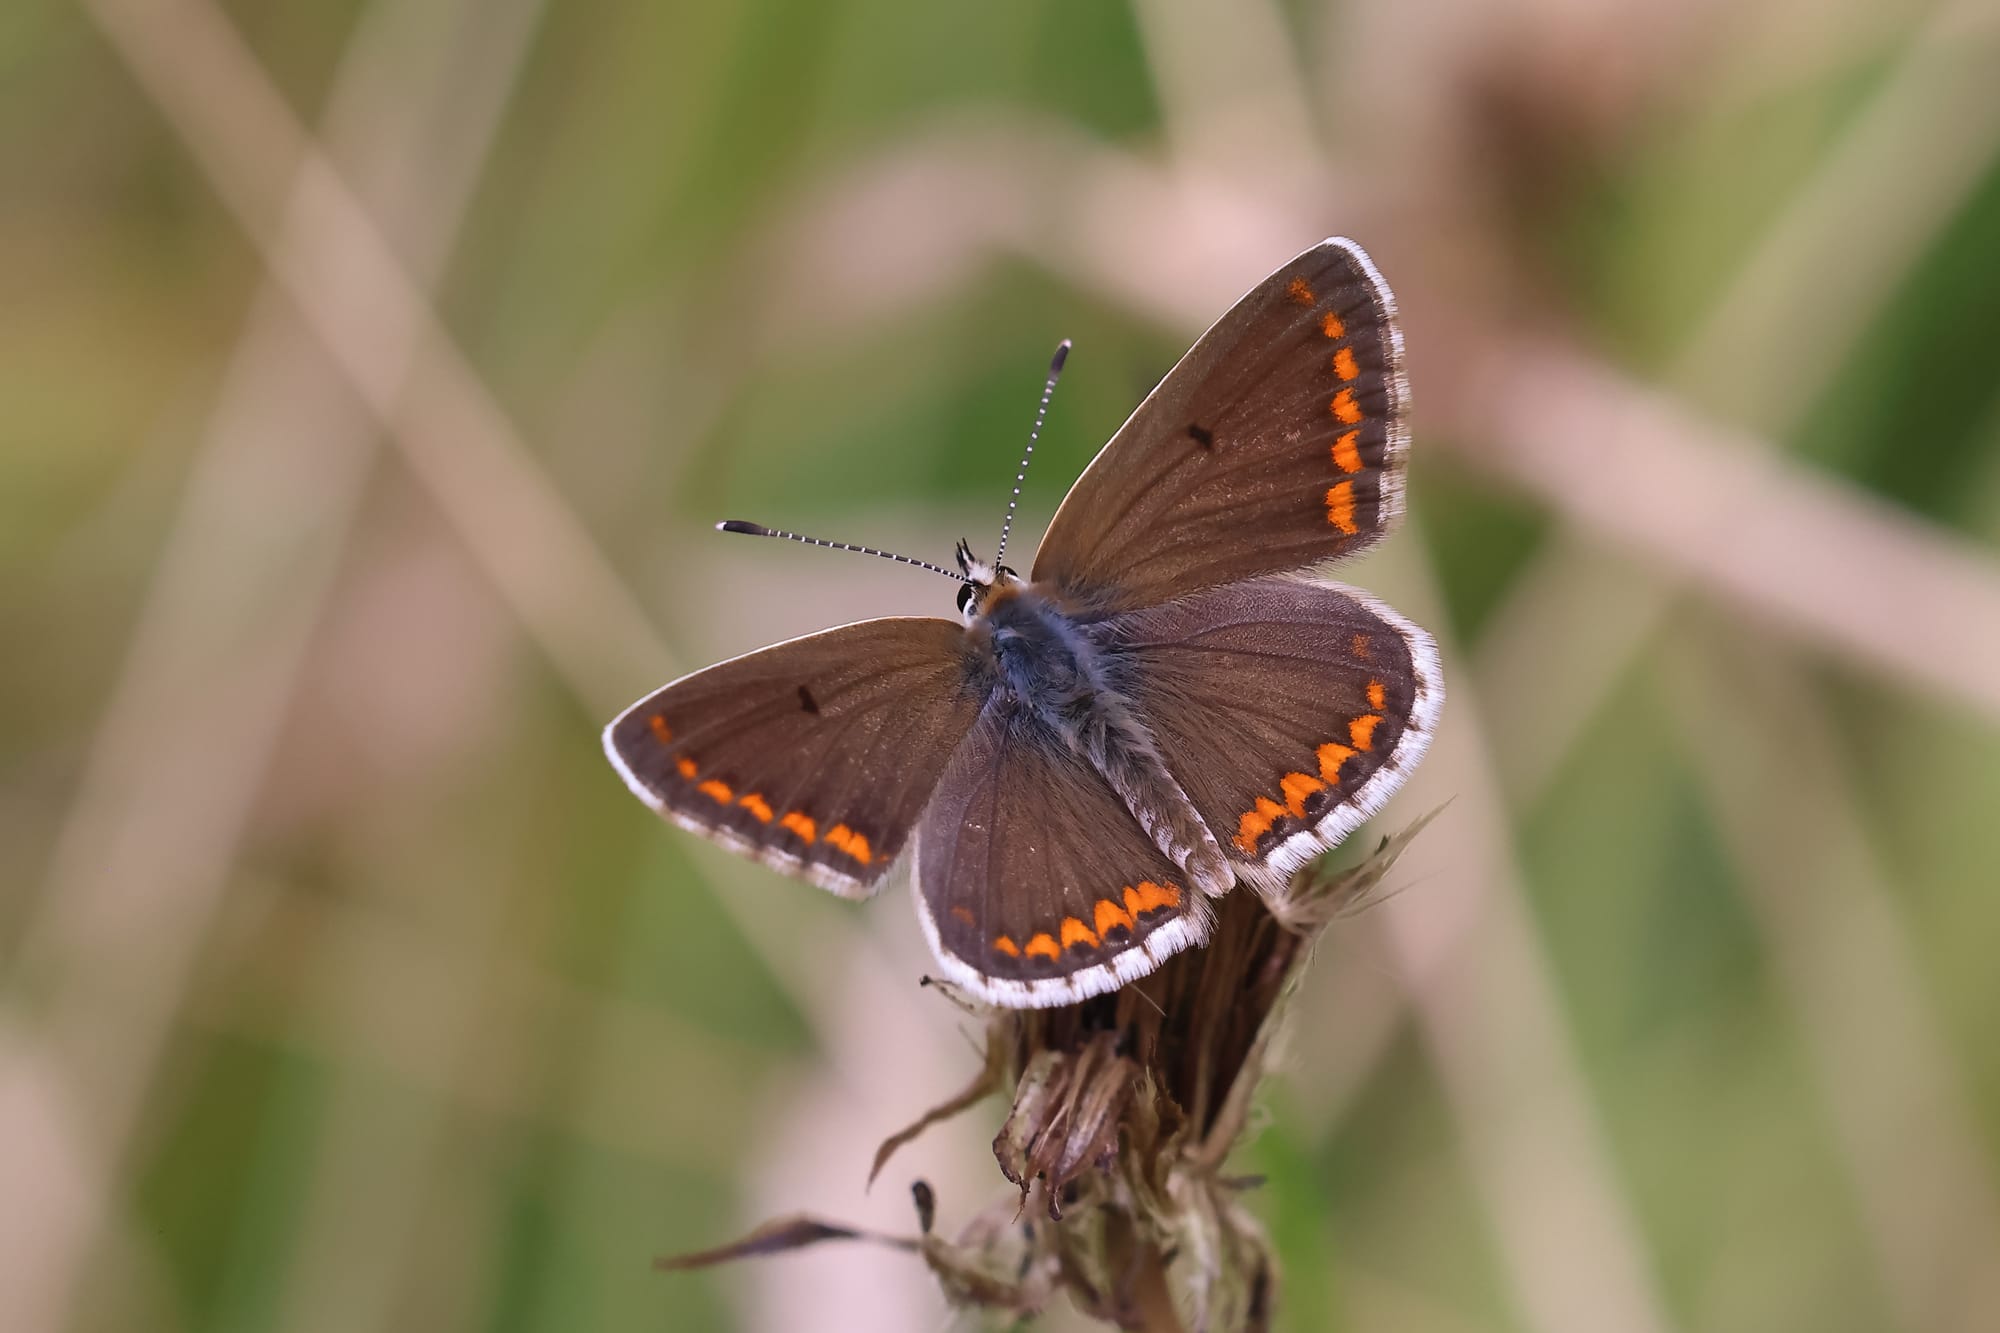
left=993, top=339, right=1070, bottom=570
left=716, top=520, right=970, bottom=583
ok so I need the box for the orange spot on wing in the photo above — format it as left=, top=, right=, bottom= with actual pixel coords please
left=1325, top=481, right=1358, bottom=534
left=1094, top=896, right=1137, bottom=939
left=1317, top=741, right=1355, bottom=781
left=1235, top=794, right=1289, bottom=852
left=1349, top=714, right=1382, bottom=751
left=1331, top=429, right=1362, bottom=474
left=1025, top=933, right=1061, bottom=961
left=826, top=823, right=873, bottom=864
left=676, top=757, right=698, bottom=779
left=1351, top=633, right=1371, bottom=660
left=1332, top=346, right=1360, bottom=381
left=1280, top=771, right=1325, bottom=816
left=1128, top=880, right=1181, bottom=914
left=1330, top=387, right=1363, bottom=424
left=1060, top=917, right=1100, bottom=951
left=1321, top=310, right=1346, bottom=339
left=950, top=905, right=976, bottom=927
left=1287, top=276, right=1315, bottom=306
left=697, top=778, right=733, bottom=804
left=648, top=715, right=673, bottom=743
left=994, top=934, right=1021, bottom=958
left=1367, top=679, right=1387, bottom=709
left=737, top=792, right=773, bottom=822
left=779, top=811, right=816, bottom=842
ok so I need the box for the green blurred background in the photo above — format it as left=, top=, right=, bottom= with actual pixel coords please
left=5, top=0, right=2000, bottom=1329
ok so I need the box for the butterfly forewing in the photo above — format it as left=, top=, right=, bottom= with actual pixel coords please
left=914, top=699, right=1213, bottom=1008
left=1032, top=237, right=1407, bottom=612
left=1104, top=576, right=1441, bottom=885
left=604, top=618, right=988, bottom=898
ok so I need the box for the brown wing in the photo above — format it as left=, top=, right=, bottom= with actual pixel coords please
left=1102, top=576, right=1441, bottom=887
left=604, top=618, right=989, bottom=899
left=913, top=697, right=1213, bottom=1008
left=1032, top=237, right=1408, bottom=612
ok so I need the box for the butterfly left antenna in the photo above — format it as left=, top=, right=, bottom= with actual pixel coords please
left=716, top=520, right=970, bottom=583
left=992, top=339, right=1070, bottom=570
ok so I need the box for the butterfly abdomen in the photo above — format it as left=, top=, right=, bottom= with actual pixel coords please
left=983, top=589, right=1233, bottom=897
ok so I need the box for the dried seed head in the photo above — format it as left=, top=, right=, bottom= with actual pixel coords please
left=661, top=817, right=1435, bottom=1331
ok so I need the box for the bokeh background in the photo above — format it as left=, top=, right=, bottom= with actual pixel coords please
left=6, top=0, right=2000, bottom=1329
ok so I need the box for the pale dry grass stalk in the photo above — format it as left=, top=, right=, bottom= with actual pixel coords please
left=77, top=0, right=669, bottom=710
left=1453, top=9, right=2000, bottom=1309
left=1665, top=630, right=2000, bottom=1333
left=1450, top=338, right=2000, bottom=728
left=0, top=2, right=541, bottom=1328
left=1476, top=0, right=2000, bottom=800
left=1359, top=554, right=1677, bottom=1333
left=69, top=0, right=899, bottom=1043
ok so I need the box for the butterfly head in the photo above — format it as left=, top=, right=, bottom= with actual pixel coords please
left=954, top=538, right=1020, bottom=622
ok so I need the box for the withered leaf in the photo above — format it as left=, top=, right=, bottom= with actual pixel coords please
left=655, top=1215, right=916, bottom=1271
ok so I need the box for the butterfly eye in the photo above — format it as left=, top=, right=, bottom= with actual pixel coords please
left=957, top=583, right=977, bottom=615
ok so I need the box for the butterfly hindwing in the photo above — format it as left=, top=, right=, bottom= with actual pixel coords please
left=1102, top=575, right=1441, bottom=885
left=604, top=618, right=989, bottom=898
left=914, top=698, right=1214, bottom=1007
left=1033, top=237, right=1407, bottom=611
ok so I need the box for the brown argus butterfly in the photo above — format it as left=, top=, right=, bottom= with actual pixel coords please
left=605, top=238, right=1442, bottom=1007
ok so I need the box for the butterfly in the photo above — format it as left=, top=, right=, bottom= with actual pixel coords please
left=604, top=238, right=1442, bottom=1008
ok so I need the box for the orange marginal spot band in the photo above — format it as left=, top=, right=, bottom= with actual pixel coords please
left=1332, top=429, right=1362, bottom=474
left=825, top=823, right=873, bottom=864
left=1317, top=741, right=1355, bottom=781
left=994, top=934, right=1021, bottom=958
left=1326, top=481, right=1358, bottom=534
left=1351, top=633, right=1371, bottom=660
left=1060, top=916, right=1100, bottom=951
left=1094, top=896, right=1137, bottom=939
left=1280, top=771, right=1325, bottom=816
left=676, top=757, right=698, bottom=779
left=779, top=811, right=816, bottom=842
left=950, top=905, right=976, bottom=927
left=1332, top=347, right=1360, bottom=382
left=1129, top=880, right=1181, bottom=913
left=738, top=792, right=774, bottom=823
left=1321, top=310, right=1345, bottom=339
left=697, top=778, right=733, bottom=804
left=1367, top=679, right=1387, bottom=709
left=1330, top=387, right=1363, bottom=424
left=1349, top=714, right=1382, bottom=751
left=1025, top=933, right=1061, bottom=961
left=648, top=715, right=672, bottom=743
left=1287, top=276, right=1315, bottom=306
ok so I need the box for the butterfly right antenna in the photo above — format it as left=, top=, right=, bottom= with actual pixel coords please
left=992, top=339, right=1070, bottom=570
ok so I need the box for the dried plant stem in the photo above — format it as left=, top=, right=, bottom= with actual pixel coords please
left=1129, top=1244, right=1188, bottom=1333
